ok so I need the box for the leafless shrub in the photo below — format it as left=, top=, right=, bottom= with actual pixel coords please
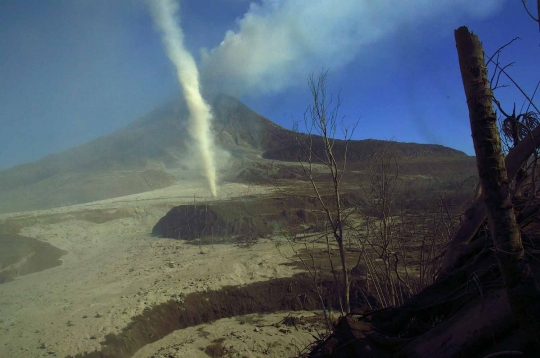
left=346, top=142, right=465, bottom=308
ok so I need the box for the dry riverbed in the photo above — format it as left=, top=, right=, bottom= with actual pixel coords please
left=0, top=182, right=324, bottom=358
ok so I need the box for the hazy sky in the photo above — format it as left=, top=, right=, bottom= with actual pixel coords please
left=0, top=0, right=538, bottom=169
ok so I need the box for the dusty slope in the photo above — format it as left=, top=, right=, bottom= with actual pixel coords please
left=0, top=94, right=468, bottom=214
left=0, top=182, right=321, bottom=358
left=132, top=311, right=324, bottom=358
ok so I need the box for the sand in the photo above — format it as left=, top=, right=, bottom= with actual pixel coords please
left=0, top=182, right=318, bottom=358
left=132, top=311, right=325, bottom=358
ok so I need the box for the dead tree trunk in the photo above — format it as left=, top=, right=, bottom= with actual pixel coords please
left=455, top=26, right=540, bottom=351
left=296, top=71, right=352, bottom=314
left=439, top=124, right=540, bottom=276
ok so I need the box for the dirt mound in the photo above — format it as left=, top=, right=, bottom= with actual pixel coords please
left=0, top=233, right=66, bottom=284
left=152, top=203, right=272, bottom=241
left=152, top=193, right=360, bottom=242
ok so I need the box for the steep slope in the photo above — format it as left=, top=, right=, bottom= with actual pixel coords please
left=0, top=94, right=467, bottom=213
left=212, top=94, right=466, bottom=160
left=0, top=102, right=191, bottom=213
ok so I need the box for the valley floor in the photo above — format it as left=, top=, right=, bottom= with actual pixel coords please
left=0, top=182, right=321, bottom=358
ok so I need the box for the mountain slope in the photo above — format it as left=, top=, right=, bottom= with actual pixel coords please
left=212, top=94, right=466, bottom=160
left=0, top=94, right=467, bottom=213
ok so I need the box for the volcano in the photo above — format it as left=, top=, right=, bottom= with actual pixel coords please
left=0, top=94, right=468, bottom=213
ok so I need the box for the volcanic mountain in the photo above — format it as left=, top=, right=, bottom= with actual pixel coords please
left=0, top=94, right=467, bottom=213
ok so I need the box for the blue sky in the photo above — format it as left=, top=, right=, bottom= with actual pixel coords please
left=0, top=0, right=538, bottom=169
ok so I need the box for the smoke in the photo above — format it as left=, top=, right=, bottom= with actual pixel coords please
left=149, top=0, right=218, bottom=197
left=200, top=0, right=504, bottom=96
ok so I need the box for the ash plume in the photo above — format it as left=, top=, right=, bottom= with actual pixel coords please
left=149, top=0, right=218, bottom=197
left=200, top=0, right=504, bottom=96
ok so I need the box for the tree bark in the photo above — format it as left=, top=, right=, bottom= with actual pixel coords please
left=455, top=26, right=540, bottom=351
left=538, top=0, right=540, bottom=32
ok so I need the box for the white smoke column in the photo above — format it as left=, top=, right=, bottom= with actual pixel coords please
left=150, top=0, right=218, bottom=197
